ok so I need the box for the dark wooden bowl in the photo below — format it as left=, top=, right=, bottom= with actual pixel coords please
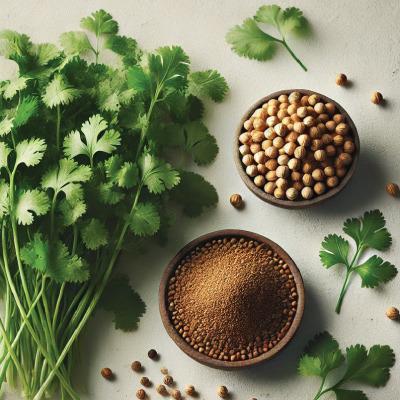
left=159, top=229, right=305, bottom=370
left=234, top=89, right=360, bottom=209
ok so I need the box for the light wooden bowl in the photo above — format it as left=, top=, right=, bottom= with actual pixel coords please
left=234, top=89, right=360, bottom=209
left=159, top=229, right=305, bottom=370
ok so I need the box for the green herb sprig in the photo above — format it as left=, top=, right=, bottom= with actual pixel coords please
left=298, top=332, right=395, bottom=400
left=226, top=4, right=310, bottom=71
left=320, top=210, right=397, bottom=314
left=0, top=9, right=228, bottom=399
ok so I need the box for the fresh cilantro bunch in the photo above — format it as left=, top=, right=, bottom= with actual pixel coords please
left=320, top=210, right=397, bottom=314
left=298, top=332, right=395, bottom=400
left=226, top=4, right=309, bottom=71
left=0, top=9, right=228, bottom=400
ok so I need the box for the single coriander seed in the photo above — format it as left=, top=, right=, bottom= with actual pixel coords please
left=371, top=91, right=383, bottom=105
left=163, top=375, right=173, bottom=386
left=101, top=367, right=113, bottom=380
left=148, top=349, right=158, bottom=360
left=230, top=193, right=243, bottom=208
left=140, top=377, right=151, bottom=387
left=217, top=385, right=229, bottom=398
left=131, top=361, right=142, bottom=372
left=335, top=73, right=347, bottom=86
left=160, top=367, right=169, bottom=375
left=185, top=385, right=196, bottom=396
left=171, top=389, right=182, bottom=400
left=386, top=306, right=399, bottom=320
left=136, top=389, right=146, bottom=399
left=157, top=384, right=168, bottom=395
left=386, top=183, right=399, bottom=197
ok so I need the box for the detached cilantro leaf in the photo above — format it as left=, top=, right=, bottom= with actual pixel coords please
left=226, top=18, right=277, bottom=61
left=100, top=275, right=146, bottom=331
left=333, top=389, right=367, bottom=400
left=21, top=234, right=89, bottom=283
left=63, top=114, right=120, bottom=165
left=320, top=210, right=395, bottom=313
left=139, top=153, right=180, bottom=194
left=320, top=234, right=349, bottom=268
left=129, top=202, right=160, bottom=237
left=15, top=138, right=46, bottom=167
left=43, top=75, right=80, bottom=108
left=343, top=210, right=392, bottom=251
left=80, top=10, right=119, bottom=36
left=226, top=5, right=309, bottom=71
left=299, top=332, right=395, bottom=399
left=298, top=332, right=344, bottom=378
left=184, top=121, right=218, bottom=165
left=105, top=155, right=138, bottom=189
left=16, top=189, right=50, bottom=225
left=188, top=70, right=228, bottom=102
left=60, top=31, right=93, bottom=56
left=171, top=171, right=218, bottom=217
left=354, top=255, right=397, bottom=288
left=81, top=218, right=108, bottom=250
left=343, top=345, right=395, bottom=387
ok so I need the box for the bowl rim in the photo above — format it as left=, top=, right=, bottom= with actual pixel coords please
left=158, top=229, right=305, bottom=370
left=234, top=89, right=360, bottom=209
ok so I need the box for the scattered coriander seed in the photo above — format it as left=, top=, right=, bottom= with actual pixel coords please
left=157, top=384, right=168, bottom=395
left=148, top=349, right=158, bottom=360
left=140, top=377, right=151, bottom=387
left=160, top=367, right=169, bottom=375
left=386, top=183, right=399, bottom=198
left=171, top=389, right=182, bottom=400
left=131, top=361, right=142, bottom=372
left=386, top=307, right=399, bottom=320
left=230, top=193, right=243, bottom=208
left=217, top=386, right=229, bottom=398
left=371, top=91, right=383, bottom=105
left=335, top=73, right=347, bottom=86
left=101, top=367, right=113, bottom=380
left=163, top=375, right=173, bottom=386
left=136, top=389, right=146, bottom=399
left=185, top=385, right=196, bottom=396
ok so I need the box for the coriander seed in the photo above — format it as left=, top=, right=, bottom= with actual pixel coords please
left=386, top=183, right=399, bottom=197
left=148, top=349, right=158, bottom=360
left=171, top=389, right=182, bottom=400
left=157, top=384, right=168, bottom=395
left=136, top=389, right=146, bottom=399
left=140, top=377, right=151, bottom=387
left=163, top=375, right=173, bottom=386
left=101, top=367, right=113, bottom=380
left=217, top=386, right=229, bottom=398
left=371, top=91, right=383, bottom=105
left=335, top=73, right=347, bottom=86
left=230, top=193, right=243, bottom=208
left=131, top=361, right=142, bottom=372
left=185, top=385, right=196, bottom=396
left=386, top=307, right=399, bottom=320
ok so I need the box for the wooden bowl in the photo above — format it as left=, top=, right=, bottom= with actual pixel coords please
left=234, top=89, right=360, bottom=209
left=159, top=229, right=305, bottom=370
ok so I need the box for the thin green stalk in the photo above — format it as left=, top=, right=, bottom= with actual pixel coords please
left=56, top=105, right=61, bottom=152
left=281, top=38, right=307, bottom=71
left=1, top=224, right=79, bottom=399
left=312, top=376, right=327, bottom=400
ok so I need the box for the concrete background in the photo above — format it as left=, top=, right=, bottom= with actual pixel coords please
left=0, top=0, right=399, bottom=399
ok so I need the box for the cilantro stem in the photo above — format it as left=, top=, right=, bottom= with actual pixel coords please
left=281, top=39, right=307, bottom=72
left=312, top=376, right=327, bottom=400
left=56, top=104, right=61, bottom=152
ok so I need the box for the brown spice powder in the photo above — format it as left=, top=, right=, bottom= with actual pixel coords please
left=167, top=237, right=298, bottom=361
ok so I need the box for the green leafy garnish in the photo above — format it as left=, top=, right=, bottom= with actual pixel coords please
left=298, top=332, right=395, bottom=400
left=0, top=9, right=228, bottom=400
left=320, top=210, right=397, bottom=313
left=226, top=4, right=309, bottom=71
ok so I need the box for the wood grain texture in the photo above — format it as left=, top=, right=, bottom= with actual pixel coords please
left=159, top=229, right=305, bottom=370
left=234, top=89, right=360, bottom=209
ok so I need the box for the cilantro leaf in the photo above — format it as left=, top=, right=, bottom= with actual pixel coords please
left=184, top=121, right=218, bottom=165
left=139, top=153, right=180, bottom=194
left=171, top=171, right=218, bottom=217
left=226, top=18, right=277, bottom=61
left=148, top=46, right=190, bottom=89
left=354, top=255, right=397, bottom=289
left=105, top=35, right=142, bottom=66
left=105, top=155, right=138, bottom=189
left=0, top=117, right=14, bottom=136
left=13, top=96, right=38, bottom=127
left=59, top=197, right=86, bottom=226
left=342, top=345, right=395, bottom=387
left=60, top=31, right=93, bottom=56
left=129, top=202, right=160, bottom=237
left=42, top=158, right=91, bottom=199
left=0, top=181, right=9, bottom=220
left=333, top=389, right=367, bottom=400
left=16, top=189, right=50, bottom=225
left=15, top=138, right=46, bottom=168
left=320, top=234, right=349, bottom=268
left=2, top=77, right=28, bottom=100
left=80, top=10, right=119, bottom=36
left=21, top=234, right=89, bottom=283
left=188, top=70, right=228, bottom=102
left=42, top=75, right=80, bottom=108
left=126, top=66, right=150, bottom=93
left=279, top=7, right=309, bottom=36
left=0, top=30, right=31, bottom=62
left=299, top=332, right=395, bottom=399
left=0, top=142, right=11, bottom=168
left=81, top=218, right=108, bottom=250
left=98, top=182, right=124, bottom=205
left=100, top=275, right=146, bottom=331
left=343, top=210, right=392, bottom=251
left=298, top=332, right=344, bottom=378
left=255, top=5, right=282, bottom=25
left=63, top=114, right=120, bottom=165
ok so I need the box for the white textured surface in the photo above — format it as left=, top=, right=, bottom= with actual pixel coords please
left=1, top=1, right=400, bottom=399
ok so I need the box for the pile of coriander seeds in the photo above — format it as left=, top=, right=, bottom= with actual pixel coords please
left=238, top=91, right=356, bottom=201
